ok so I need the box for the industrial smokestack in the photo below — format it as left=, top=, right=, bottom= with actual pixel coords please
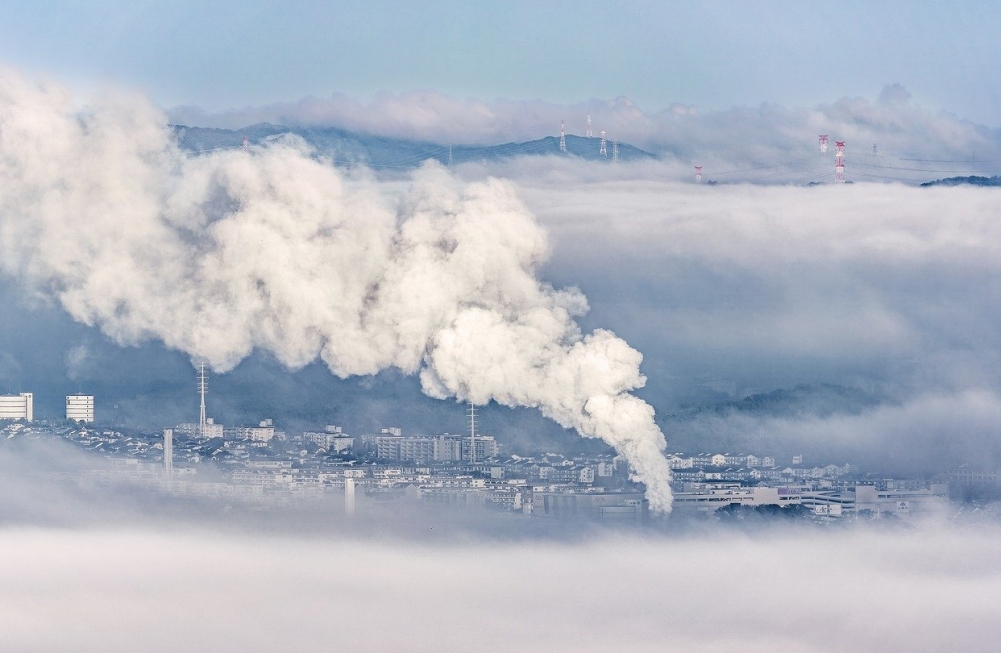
left=0, top=69, right=673, bottom=511
left=163, top=428, right=173, bottom=480
left=344, top=478, right=356, bottom=517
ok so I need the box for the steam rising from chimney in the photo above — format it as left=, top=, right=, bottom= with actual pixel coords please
left=0, top=69, right=673, bottom=511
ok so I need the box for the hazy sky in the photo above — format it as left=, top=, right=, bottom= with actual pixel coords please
left=1, top=1, right=999, bottom=125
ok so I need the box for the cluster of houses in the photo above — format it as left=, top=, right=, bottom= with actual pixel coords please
left=4, top=417, right=962, bottom=522
left=666, top=452, right=859, bottom=485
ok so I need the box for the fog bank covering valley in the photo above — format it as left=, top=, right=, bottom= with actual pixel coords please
left=2, top=523, right=999, bottom=653
left=1, top=435, right=1000, bottom=653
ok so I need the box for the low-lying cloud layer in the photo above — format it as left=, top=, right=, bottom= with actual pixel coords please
left=1, top=523, right=998, bottom=653
left=508, top=175, right=1001, bottom=468
left=521, top=176, right=1001, bottom=386
left=171, top=85, right=1001, bottom=184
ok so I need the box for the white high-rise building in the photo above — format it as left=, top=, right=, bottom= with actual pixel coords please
left=0, top=393, right=33, bottom=421
left=66, top=395, right=95, bottom=423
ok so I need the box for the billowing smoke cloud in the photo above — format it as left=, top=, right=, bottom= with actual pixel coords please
left=0, top=69, right=672, bottom=510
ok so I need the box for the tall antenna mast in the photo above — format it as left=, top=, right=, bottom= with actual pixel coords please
left=197, top=362, right=207, bottom=437
left=599, top=128, right=607, bottom=156
left=586, top=114, right=593, bottom=138
left=612, top=141, right=619, bottom=163
left=559, top=119, right=567, bottom=153
left=243, top=136, right=250, bottom=152
left=467, top=401, right=477, bottom=464
left=447, top=144, right=453, bottom=167
left=695, top=165, right=703, bottom=182
left=819, top=135, right=829, bottom=154
left=835, top=140, right=846, bottom=183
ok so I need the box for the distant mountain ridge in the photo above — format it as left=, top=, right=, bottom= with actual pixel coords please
left=172, top=123, right=656, bottom=169
left=920, top=175, right=1001, bottom=187
left=663, top=383, right=885, bottom=423
left=656, top=383, right=889, bottom=461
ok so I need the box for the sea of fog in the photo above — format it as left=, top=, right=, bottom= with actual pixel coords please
left=2, top=439, right=998, bottom=653
left=1, top=520, right=999, bottom=653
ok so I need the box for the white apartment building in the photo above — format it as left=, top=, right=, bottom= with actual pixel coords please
left=66, top=394, right=95, bottom=422
left=302, top=431, right=354, bottom=452
left=203, top=419, right=225, bottom=439
left=0, top=393, right=33, bottom=421
left=175, top=419, right=224, bottom=438
left=245, top=419, right=275, bottom=442
left=374, top=433, right=499, bottom=463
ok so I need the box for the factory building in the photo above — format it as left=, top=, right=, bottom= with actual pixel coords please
left=671, top=481, right=949, bottom=517
left=530, top=490, right=648, bottom=522
left=66, top=394, right=95, bottom=423
left=0, top=392, right=33, bottom=421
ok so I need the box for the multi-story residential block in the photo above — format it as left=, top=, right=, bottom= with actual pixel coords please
left=302, top=430, right=354, bottom=452
left=66, top=395, right=95, bottom=423
left=0, top=393, right=33, bottom=421
left=373, top=433, right=498, bottom=463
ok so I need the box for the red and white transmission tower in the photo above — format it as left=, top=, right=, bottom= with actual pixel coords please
left=559, top=119, right=567, bottom=153
left=243, top=136, right=250, bottom=152
left=835, top=140, right=846, bottom=183
left=819, top=135, right=829, bottom=154
left=586, top=114, right=593, bottom=138
left=612, top=141, right=619, bottom=162
left=599, top=128, right=607, bottom=156
left=695, top=165, right=703, bottom=182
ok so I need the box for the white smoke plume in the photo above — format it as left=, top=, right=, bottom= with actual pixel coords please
left=0, top=69, right=672, bottom=511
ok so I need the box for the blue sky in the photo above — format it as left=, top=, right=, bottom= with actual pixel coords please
left=1, top=1, right=999, bottom=125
